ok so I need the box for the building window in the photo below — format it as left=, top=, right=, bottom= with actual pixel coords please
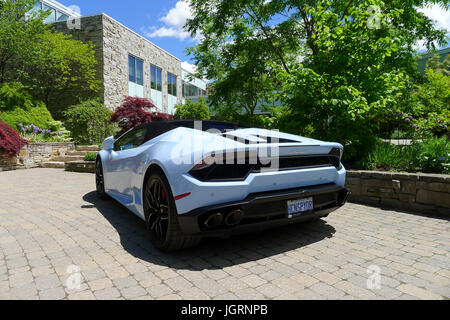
left=150, top=64, right=162, bottom=91
left=129, top=55, right=143, bottom=85
left=57, top=11, right=69, bottom=21
left=183, top=82, right=206, bottom=98
left=168, top=72, right=177, bottom=96
left=33, top=1, right=42, bottom=13
left=43, top=4, right=56, bottom=23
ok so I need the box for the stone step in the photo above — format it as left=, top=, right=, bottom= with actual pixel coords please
left=51, top=155, right=86, bottom=162
left=41, top=162, right=65, bottom=169
left=77, top=146, right=99, bottom=152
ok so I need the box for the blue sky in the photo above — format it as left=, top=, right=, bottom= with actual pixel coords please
left=57, top=0, right=198, bottom=70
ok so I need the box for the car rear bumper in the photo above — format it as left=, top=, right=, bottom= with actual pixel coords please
left=178, top=183, right=349, bottom=237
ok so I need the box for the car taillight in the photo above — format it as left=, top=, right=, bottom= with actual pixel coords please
left=329, top=147, right=343, bottom=160
left=191, top=160, right=210, bottom=171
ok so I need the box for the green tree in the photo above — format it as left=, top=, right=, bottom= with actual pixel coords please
left=0, top=0, right=48, bottom=83
left=19, top=30, right=100, bottom=118
left=426, top=54, right=450, bottom=75
left=412, top=69, right=449, bottom=137
left=186, top=0, right=449, bottom=161
left=174, top=98, right=211, bottom=120
left=0, top=0, right=100, bottom=118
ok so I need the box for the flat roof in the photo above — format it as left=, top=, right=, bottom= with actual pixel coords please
left=43, top=0, right=81, bottom=17
left=417, top=47, right=450, bottom=61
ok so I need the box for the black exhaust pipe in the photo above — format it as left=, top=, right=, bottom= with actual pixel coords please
left=204, top=213, right=223, bottom=229
left=225, top=209, right=245, bottom=227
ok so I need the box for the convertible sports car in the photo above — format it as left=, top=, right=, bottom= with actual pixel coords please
left=96, top=121, right=349, bottom=252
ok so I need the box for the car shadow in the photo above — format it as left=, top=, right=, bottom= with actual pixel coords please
left=82, top=191, right=336, bottom=271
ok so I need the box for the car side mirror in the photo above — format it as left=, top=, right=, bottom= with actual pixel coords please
left=101, top=136, right=114, bottom=152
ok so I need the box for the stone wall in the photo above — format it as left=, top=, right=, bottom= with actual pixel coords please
left=346, top=171, right=450, bottom=216
left=102, top=14, right=182, bottom=113
left=0, top=157, right=18, bottom=172
left=0, top=143, right=75, bottom=171
left=52, top=14, right=182, bottom=112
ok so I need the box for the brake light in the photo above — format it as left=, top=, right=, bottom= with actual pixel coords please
left=329, top=147, right=343, bottom=160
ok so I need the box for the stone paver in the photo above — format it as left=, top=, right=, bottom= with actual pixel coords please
left=0, top=169, right=448, bottom=300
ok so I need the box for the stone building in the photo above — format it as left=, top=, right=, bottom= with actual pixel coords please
left=45, top=1, right=208, bottom=114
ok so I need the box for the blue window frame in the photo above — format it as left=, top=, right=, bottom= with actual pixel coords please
left=136, top=59, right=143, bottom=86
left=129, top=55, right=136, bottom=83
left=151, top=64, right=162, bottom=91
left=129, top=55, right=143, bottom=85
left=168, top=72, right=177, bottom=96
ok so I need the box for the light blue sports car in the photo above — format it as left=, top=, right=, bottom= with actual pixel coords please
left=96, top=121, right=349, bottom=252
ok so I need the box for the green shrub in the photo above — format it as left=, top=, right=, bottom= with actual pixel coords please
left=358, top=137, right=449, bottom=174
left=174, top=98, right=211, bottom=120
left=63, top=99, right=117, bottom=145
left=414, top=137, right=449, bottom=174
left=84, top=153, right=97, bottom=162
left=0, top=82, right=54, bottom=130
left=411, top=69, right=449, bottom=138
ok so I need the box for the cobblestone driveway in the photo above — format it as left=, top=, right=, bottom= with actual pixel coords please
left=0, top=169, right=449, bottom=300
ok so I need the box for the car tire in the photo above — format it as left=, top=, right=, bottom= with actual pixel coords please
left=144, top=169, right=201, bottom=252
left=96, top=158, right=108, bottom=200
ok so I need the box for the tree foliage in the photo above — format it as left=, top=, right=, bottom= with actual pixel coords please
left=412, top=69, right=450, bottom=138
left=174, top=98, right=211, bottom=120
left=186, top=0, right=449, bottom=162
left=426, top=54, right=450, bottom=76
left=19, top=30, right=101, bottom=118
left=0, top=0, right=100, bottom=117
left=110, top=97, right=174, bottom=136
left=0, top=0, right=48, bottom=83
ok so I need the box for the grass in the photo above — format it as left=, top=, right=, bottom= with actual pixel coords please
left=84, top=153, right=97, bottom=162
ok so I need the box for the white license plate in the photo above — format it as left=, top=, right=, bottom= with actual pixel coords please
left=287, top=197, right=314, bottom=218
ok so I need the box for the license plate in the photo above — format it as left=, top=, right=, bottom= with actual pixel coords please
left=287, top=197, right=314, bottom=218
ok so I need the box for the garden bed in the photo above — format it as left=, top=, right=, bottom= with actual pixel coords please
left=346, top=170, right=450, bottom=217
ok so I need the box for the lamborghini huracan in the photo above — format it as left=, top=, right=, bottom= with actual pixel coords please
left=96, top=121, right=349, bottom=252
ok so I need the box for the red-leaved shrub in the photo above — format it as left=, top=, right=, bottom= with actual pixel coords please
left=110, top=97, right=174, bottom=135
left=0, top=120, right=28, bottom=158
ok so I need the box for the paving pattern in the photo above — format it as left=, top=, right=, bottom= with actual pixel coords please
left=0, top=169, right=449, bottom=300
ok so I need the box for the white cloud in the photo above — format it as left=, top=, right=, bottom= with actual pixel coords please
left=143, top=1, right=195, bottom=41
left=415, top=4, right=450, bottom=50
left=418, top=4, right=450, bottom=32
